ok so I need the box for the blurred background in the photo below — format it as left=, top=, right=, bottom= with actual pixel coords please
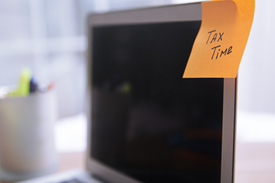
left=0, top=0, right=274, bottom=182
left=1, top=0, right=274, bottom=142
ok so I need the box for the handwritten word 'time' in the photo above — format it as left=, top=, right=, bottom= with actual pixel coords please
left=211, top=45, right=233, bottom=60
left=206, top=30, right=233, bottom=60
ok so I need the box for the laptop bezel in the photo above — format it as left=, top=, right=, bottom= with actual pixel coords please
left=86, top=3, right=236, bottom=183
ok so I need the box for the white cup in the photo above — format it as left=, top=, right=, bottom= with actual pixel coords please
left=0, top=90, right=58, bottom=182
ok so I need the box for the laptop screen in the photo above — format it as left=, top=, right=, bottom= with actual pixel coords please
left=90, top=21, right=224, bottom=183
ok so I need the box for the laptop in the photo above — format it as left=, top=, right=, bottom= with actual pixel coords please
left=19, top=2, right=236, bottom=183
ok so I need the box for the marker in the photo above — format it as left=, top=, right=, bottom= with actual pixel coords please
left=29, top=77, right=38, bottom=93
left=8, top=68, right=32, bottom=97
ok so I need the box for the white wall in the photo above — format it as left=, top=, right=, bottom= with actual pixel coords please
left=238, top=0, right=275, bottom=114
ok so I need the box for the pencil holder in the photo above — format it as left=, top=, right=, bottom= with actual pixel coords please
left=0, top=90, right=58, bottom=182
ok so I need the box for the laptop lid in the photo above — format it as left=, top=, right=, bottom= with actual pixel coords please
left=86, top=3, right=236, bottom=183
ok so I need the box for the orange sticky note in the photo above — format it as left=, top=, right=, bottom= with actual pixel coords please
left=183, top=0, right=255, bottom=78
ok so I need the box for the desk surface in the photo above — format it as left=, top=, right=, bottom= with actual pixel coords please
left=1, top=143, right=275, bottom=183
left=235, top=142, right=275, bottom=183
left=57, top=152, right=85, bottom=172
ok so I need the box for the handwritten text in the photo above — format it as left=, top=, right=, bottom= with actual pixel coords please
left=206, top=30, right=233, bottom=60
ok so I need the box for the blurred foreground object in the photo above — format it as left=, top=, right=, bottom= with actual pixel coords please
left=0, top=89, right=58, bottom=182
left=4, top=68, right=55, bottom=99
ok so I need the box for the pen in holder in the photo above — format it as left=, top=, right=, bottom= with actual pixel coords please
left=0, top=89, right=58, bottom=182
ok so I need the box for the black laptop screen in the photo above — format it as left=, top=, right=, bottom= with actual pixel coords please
left=90, top=21, right=224, bottom=183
